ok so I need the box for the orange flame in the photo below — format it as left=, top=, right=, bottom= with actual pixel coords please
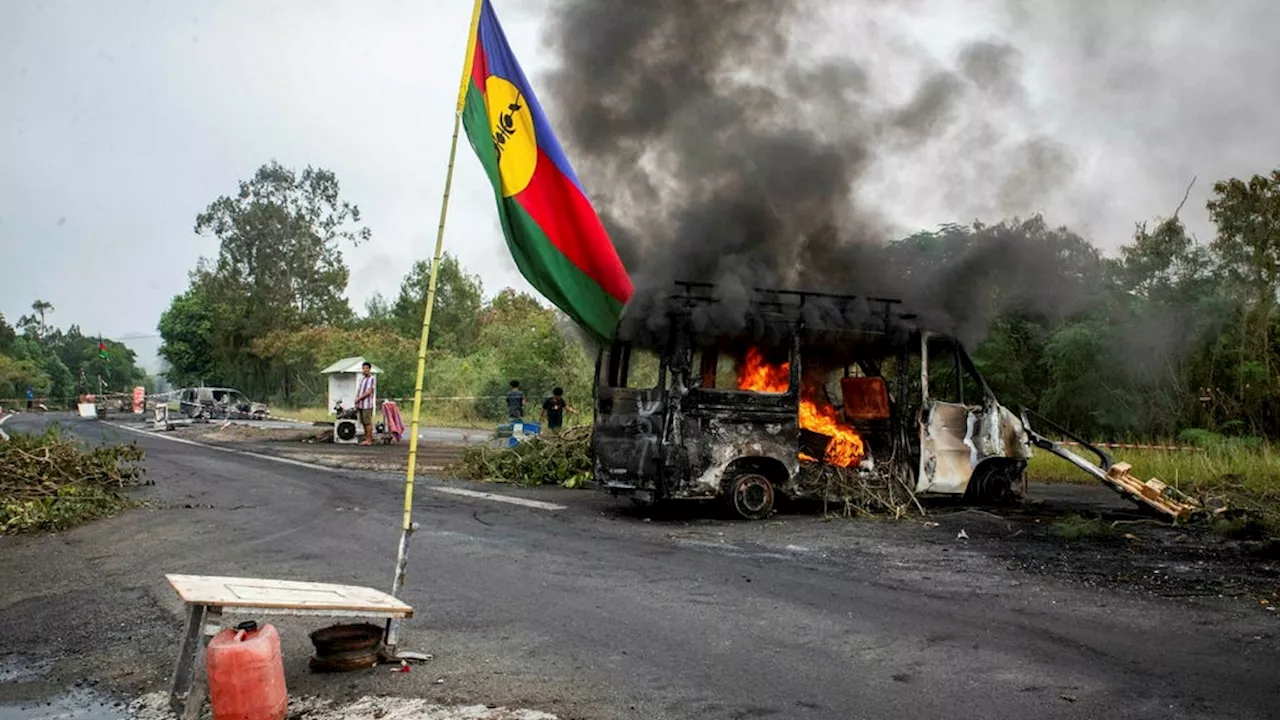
left=736, top=348, right=865, bottom=467
left=737, top=347, right=790, bottom=393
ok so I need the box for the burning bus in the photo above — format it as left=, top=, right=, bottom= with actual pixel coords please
left=590, top=282, right=1034, bottom=519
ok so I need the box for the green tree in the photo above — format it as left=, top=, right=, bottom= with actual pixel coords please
left=17, top=299, right=54, bottom=339
left=361, top=293, right=395, bottom=330
left=0, top=313, right=15, bottom=354
left=1206, top=169, right=1280, bottom=431
left=47, top=326, right=146, bottom=393
left=158, top=285, right=217, bottom=386
left=470, top=290, right=594, bottom=419
left=0, top=354, right=50, bottom=401
left=390, top=253, right=484, bottom=353
left=8, top=336, right=73, bottom=402
left=249, top=326, right=418, bottom=404
left=185, top=161, right=370, bottom=398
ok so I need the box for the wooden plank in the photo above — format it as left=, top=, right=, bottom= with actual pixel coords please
left=166, top=575, right=413, bottom=617
left=214, top=606, right=408, bottom=620
left=182, top=606, right=221, bottom=720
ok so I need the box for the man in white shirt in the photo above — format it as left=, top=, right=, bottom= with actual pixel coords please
left=354, top=361, right=377, bottom=446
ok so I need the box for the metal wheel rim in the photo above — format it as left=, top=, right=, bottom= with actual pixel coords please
left=735, top=475, right=772, bottom=514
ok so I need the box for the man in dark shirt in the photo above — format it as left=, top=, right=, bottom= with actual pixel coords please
left=506, top=380, right=525, bottom=421
left=540, top=386, right=575, bottom=433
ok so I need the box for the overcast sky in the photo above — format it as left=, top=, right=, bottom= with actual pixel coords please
left=3, top=0, right=1279, bottom=369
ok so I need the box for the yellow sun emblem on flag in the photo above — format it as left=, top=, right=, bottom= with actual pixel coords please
left=486, top=76, right=538, bottom=197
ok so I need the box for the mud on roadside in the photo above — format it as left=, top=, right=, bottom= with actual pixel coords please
left=597, top=482, right=1280, bottom=608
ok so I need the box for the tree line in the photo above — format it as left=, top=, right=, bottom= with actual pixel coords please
left=960, top=171, right=1280, bottom=440
left=159, top=161, right=1280, bottom=439
left=158, top=161, right=593, bottom=418
left=0, top=301, right=146, bottom=404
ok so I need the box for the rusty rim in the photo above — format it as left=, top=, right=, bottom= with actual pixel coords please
left=309, top=650, right=380, bottom=673
left=732, top=473, right=774, bottom=519
left=310, top=623, right=383, bottom=655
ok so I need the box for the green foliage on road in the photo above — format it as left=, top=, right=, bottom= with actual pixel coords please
left=1052, top=514, right=1119, bottom=542
left=451, top=429, right=592, bottom=487
left=0, top=426, right=147, bottom=534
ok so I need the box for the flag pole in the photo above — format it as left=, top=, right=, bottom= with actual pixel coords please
left=384, top=0, right=484, bottom=657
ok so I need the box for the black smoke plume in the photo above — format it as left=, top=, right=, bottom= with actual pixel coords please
left=543, top=0, right=1096, bottom=349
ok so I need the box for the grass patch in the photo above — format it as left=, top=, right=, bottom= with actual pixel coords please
left=1028, top=437, right=1280, bottom=532
left=1052, top=513, right=1119, bottom=541
left=1208, top=515, right=1272, bottom=541
left=1, top=426, right=148, bottom=534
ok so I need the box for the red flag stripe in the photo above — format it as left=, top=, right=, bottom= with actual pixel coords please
left=514, top=148, right=633, bottom=304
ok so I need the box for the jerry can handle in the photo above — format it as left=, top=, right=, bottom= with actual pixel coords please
left=234, top=620, right=259, bottom=640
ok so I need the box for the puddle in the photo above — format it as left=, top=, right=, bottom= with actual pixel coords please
left=1, top=655, right=129, bottom=720
left=0, top=656, right=52, bottom=684
left=0, top=687, right=128, bottom=720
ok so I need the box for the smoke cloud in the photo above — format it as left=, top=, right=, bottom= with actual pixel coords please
left=540, top=0, right=1108, bottom=348
left=541, top=0, right=1280, bottom=355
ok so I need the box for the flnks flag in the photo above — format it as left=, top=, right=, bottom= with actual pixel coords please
left=459, top=0, right=632, bottom=342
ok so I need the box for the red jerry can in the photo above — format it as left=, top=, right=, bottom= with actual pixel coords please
left=206, top=620, right=288, bottom=720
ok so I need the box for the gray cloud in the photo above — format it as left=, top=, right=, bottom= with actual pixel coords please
left=2, top=0, right=1279, bottom=366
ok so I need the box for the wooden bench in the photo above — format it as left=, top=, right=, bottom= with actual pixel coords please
left=166, top=574, right=413, bottom=720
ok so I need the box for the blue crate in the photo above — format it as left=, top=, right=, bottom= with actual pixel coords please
left=496, top=420, right=541, bottom=447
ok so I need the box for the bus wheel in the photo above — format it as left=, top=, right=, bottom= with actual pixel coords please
left=729, top=473, right=775, bottom=520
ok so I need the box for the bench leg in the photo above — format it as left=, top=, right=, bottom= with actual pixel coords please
left=170, top=605, right=222, bottom=720
left=184, top=607, right=223, bottom=720
left=169, top=604, right=205, bottom=715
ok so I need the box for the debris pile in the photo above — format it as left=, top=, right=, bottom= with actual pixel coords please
left=802, top=461, right=922, bottom=519
left=0, top=426, right=147, bottom=533
left=451, top=428, right=591, bottom=487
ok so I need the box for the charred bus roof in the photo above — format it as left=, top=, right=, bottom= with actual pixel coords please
left=614, top=281, right=933, bottom=356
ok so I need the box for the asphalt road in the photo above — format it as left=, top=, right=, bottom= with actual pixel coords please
left=1, top=413, right=1277, bottom=719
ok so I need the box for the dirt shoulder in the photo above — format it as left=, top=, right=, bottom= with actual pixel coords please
left=162, top=420, right=472, bottom=474
left=602, top=481, right=1280, bottom=605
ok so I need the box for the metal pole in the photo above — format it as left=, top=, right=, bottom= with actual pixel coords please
left=383, top=0, right=482, bottom=658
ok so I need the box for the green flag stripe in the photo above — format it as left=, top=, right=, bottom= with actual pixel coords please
left=461, top=83, right=623, bottom=342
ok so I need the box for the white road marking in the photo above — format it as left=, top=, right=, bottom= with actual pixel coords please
left=429, top=486, right=566, bottom=511
left=105, top=422, right=564, bottom=511
left=107, top=422, right=334, bottom=471
left=0, top=412, right=12, bottom=441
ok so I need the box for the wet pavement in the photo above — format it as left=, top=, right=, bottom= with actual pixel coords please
left=0, top=656, right=126, bottom=720
left=1, top=413, right=1278, bottom=719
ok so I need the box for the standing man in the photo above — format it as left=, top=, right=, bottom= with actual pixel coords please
left=354, top=361, right=377, bottom=446
left=26, top=387, right=34, bottom=411
left=506, top=380, right=525, bottom=422
left=540, top=387, right=576, bottom=434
